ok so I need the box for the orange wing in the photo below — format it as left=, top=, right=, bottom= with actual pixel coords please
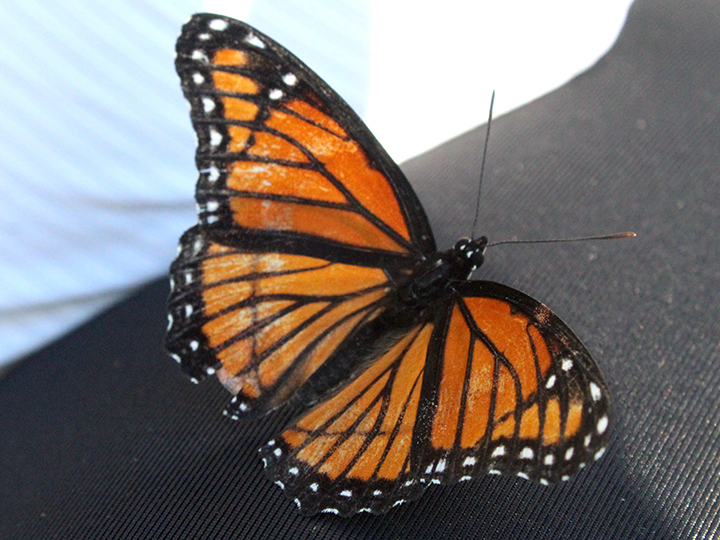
left=261, top=281, right=611, bottom=515
left=168, top=14, right=438, bottom=415
left=260, top=323, right=434, bottom=515
left=175, top=14, right=435, bottom=263
left=167, top=226, right=393, bottom=417
left=417, top=281, right=611, bottom=487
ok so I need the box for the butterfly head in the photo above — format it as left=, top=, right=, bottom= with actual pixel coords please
left=397, top=236, right=487, bottom=307
left=452, top=236, right=488, bottom=278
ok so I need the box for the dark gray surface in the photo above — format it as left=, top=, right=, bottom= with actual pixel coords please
left=2, top=0, right=719, bottom=537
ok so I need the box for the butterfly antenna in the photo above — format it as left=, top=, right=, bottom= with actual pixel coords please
left=486, top=231, right=636, bottom=248
left=471, top=91, right=496, bottom=240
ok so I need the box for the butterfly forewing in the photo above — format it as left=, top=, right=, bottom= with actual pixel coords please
left=175, top=14, right=435, bottom=264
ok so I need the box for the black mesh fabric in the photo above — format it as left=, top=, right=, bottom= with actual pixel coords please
left=2, top=0, right=720, bottom=537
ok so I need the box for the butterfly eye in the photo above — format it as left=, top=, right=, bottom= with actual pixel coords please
left=454, top=237, right=472, bottom=252
left=453, top=237, right=485, bottom=271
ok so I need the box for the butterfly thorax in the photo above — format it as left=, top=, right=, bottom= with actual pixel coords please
left=398, top=236, right=488, bottom=308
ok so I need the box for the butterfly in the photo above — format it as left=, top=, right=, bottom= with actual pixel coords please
left=166, top=13, right=612, bottom=516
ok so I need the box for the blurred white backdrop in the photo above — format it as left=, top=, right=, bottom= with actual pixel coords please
left=0, top=0, right=632, bottom=367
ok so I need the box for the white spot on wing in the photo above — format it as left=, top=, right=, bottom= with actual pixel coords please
left=273, top=448, right=282, bottom=457
left=594, top=448, right=606, bottom=461
left=245, top=34, right=265, bottom=48
left=167, top=314, right=173, bottom=331
left=460, top=476, right=472, bottom=482
left=322, top=508, right=339, bottom=514
left=520, top=447, right=534, bottom=460
left=597, top=416, right=609, bottom=434
left=202, top=97, right=215, bottom=113
left=189, top=340, right=199, bottom=351
left=283, top=72, right=298, bottom=86
left=491, top=446, right=506, bottom=458
left=435, top=459, right=446, bottom=473
left=191, top=50, right=209, bottom=63
left=340, top=490, right=352, bottom=497
left=373, top=490, right=382, bottom=496
left=540, top=479, right=549, bottom=486
left=269, top=88, right=283, bottom=100
left=517, top=472, right=529, bottom=480
left=310, top=483, right=318, bottom=492
left=209, top=128, right=222, bottom=147
left=590, top=382, right=602, bottom=401
left=562, top=358, right=574, bottom=371
left=288, top=467, right=298, bottom=475
left=206, top=200, right=219, bottom=212
left=565, top=447, right=574, bottom=461
left=544, top=454, right=555, bottom=466
left=546, top=375, right=556, bottom=389
left=275, top=481, right=285, bottom=489
left=208, top=19, right=229, bottom=31
left=463, top=456, right=476, bottom=467
left=184, top=304, right=193, bottom=317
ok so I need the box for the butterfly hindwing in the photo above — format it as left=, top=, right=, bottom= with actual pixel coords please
left=418, top=281, right=611, bottom=486
left=260, top=323, right=435, bottom=515
left=261, top=281, right=611, bottom=514
left=167, top=225, right=397, bottom=417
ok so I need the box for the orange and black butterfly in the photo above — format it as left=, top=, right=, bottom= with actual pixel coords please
left=166, top=14, right=611, bottom=516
